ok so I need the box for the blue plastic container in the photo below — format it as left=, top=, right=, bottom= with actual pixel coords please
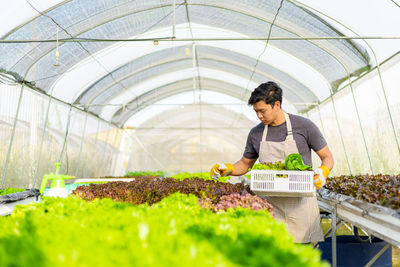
left=319, top=235, right=392, bottom=267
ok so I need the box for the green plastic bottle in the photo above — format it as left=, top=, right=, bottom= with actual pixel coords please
left=39, top=162, right=74, bottom=198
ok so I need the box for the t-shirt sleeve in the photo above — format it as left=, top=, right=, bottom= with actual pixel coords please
left=306, top=119, right=327, bottom=152
left=243, top=130, right=259, bottom=159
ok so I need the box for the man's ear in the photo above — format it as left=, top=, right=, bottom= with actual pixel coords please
left=274, top=101, right=281, bottom=109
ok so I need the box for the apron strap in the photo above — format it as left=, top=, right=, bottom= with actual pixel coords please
left=262, top=113, right=293, bottom=141
left=262, top=122, right=268, bottom=142
left=284, top=113, right=294, bottom=141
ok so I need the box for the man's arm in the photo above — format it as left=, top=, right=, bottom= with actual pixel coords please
left=232, top=157, right=258, bottom=176
left=315, top=145, right=334, bottom=170
left=313, top=145, right=334, bottom=189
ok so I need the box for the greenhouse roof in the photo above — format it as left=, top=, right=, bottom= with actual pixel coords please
left=0, top=0, right=399, bottom=127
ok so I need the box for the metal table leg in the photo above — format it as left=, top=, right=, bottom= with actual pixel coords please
left=332, top=205, right=337, bottom=267
left=365, top=243, right=391, bottom=267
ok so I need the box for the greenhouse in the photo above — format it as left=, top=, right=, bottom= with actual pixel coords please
left=0, top=0, right=399, bottom=266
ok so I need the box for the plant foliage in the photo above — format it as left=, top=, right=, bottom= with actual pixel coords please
left=251, top=162, right=287, bottom=171
left=171, top=172, right=231, bottom=182
left=72, top=178, right=249, bottom=205
left=325, top=174, right=400, bottom=210
left=250, top=153, right=312, bottom=171
left=285, top=153, right=312, bottom=171
left=125, top=170, right=166, bottom=177
left=0, top=193, right=328, bottom=267
left=0, top=188, right=25, bottom=196
left=199, top=193, right=274, bottom=215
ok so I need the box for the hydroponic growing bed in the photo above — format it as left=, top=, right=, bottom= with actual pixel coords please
left=0, top=174, right=328, bottom=267
left=317, top=174, right=400, bottom=266
left=318, top=175, right=400, bottom=245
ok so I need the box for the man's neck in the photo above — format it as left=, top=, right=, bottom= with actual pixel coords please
left=270, top=110, right=286, bottom=126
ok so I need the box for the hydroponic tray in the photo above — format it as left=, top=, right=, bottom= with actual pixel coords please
left=317, top=188, right=400, bottom=247
left=0, top=189, right=40, bottom=216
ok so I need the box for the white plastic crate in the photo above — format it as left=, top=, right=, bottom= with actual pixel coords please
left=250, top=170, right=315, bottom=197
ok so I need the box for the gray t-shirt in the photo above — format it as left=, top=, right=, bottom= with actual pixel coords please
left=243, top=113, right=326, bottom=166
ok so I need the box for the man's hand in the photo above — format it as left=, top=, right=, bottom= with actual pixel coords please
left=314, top=165, right=330, bottom=190
left=210, top=163, right=234, bottom=179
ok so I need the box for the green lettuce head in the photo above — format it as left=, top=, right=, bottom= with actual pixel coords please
left=284, top=153, right=312, bottom=171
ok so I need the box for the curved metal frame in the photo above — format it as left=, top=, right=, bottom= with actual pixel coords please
left=75, top=57, right=317, bottom=119
left=74, top=45, right=318, bottom=108
left=3, top=2, right=369, bottom=99
left=108, top=77, right=273, bottom=125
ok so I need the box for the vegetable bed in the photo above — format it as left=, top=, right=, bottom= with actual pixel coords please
left=72, top=177, right=246, bottom=203
left=325, top=174, right=400, bottom=210
left=0, top=193, right=327, bottom=267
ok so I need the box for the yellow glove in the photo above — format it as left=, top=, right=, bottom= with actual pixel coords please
left=314, top=165, right=330, bottom=190
left=210, top=163, right=234, bottom=180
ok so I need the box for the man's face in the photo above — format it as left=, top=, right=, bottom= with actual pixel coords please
left=253, top=100, right=279, bottom=125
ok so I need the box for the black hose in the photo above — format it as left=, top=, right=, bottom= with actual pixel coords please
left=354, top=226, right=374, bottom=243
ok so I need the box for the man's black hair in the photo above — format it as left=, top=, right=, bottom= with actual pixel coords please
left=248, top=81, right=283, bottom=108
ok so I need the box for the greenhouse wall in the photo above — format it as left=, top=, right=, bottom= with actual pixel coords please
left=126, top=127, right=250, bottom=175
left=0, top=84, right=124, bottom=189
left=310, top=52, right=400, bottom=176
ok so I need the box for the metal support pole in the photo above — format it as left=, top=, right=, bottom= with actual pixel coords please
left=93, top=120, right=101, bottom=147
left=172, top=0, right=176, bottom=38
left=374, top=57, right=400, bottom=157
left=179, top=143, right=182, bottom=173
left=324, top=220, right=343, bottom=239
left=2, top=36, right=400, bottom=43
left=58, top=105, right=73, bottom=164
left=74, top=112, right=88, bottom=177
left=192, top=43, right=196, bottom=103
left=317, top=105, right=327, bottom=140
left=349, top=85, right=374, bottom=174
left=330, top=94, right=353, bottom=175
left=291, top=0, right=398, bottom=170
left=1, top=84, right=25, bottom=189
left=343, top=222, right=353, bottom=234
left=125, top=132, right=165, bottom=170
left=110, top=128, right=123, bottom=176
left=32, top=91, right=53, bottom=188
left=99, top=124, right=111, bottom=175
left=87, top=120, right=101, bottom=178
left=365, top=243, right=390, bottom=267
left=332, top=205, right=337, bottom=267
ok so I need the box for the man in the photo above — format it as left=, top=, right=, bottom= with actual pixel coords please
left=210, top=81, right=334, bottom=243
